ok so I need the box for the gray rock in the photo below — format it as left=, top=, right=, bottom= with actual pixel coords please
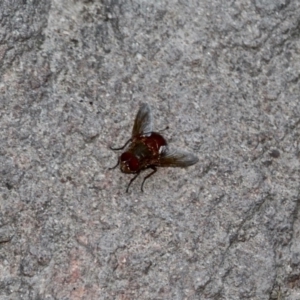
left=0, top=0, right=300, bottom=299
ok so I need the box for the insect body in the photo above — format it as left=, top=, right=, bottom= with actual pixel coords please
left=109, top=103, right=198, bottom=192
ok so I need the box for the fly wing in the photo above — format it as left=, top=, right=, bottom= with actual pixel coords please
left=132, top=103, right=153, bottom=137
left=159, top=146, right=199, bottom=167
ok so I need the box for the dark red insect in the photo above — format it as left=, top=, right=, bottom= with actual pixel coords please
left=109, top=103, right=198, bottom=192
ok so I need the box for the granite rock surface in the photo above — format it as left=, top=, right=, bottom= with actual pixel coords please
left=0, top=0, right=300, bottom=299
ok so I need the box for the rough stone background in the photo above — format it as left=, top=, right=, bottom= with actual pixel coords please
left=0, top=0, right=300, bottom=299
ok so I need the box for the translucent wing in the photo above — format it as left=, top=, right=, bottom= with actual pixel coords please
left=159, top=147, right=199, bottom=167
left=132, top=103, right=153, bottom=137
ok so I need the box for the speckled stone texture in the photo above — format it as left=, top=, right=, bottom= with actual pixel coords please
left=1, top=0, right=300, bottom=299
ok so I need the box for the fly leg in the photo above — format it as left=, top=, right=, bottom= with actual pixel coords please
left=110, top=138, right=132, bottom=151
left=126, top=172, right=141, bottom=193
left=141, top=166, right=157, bottom=192
left=108, top=160, right=119, bottom=170
left=109, top=138, right=131, bottom=170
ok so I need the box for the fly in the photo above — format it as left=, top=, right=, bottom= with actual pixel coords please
left=109, top=103, right=199, bottom=192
